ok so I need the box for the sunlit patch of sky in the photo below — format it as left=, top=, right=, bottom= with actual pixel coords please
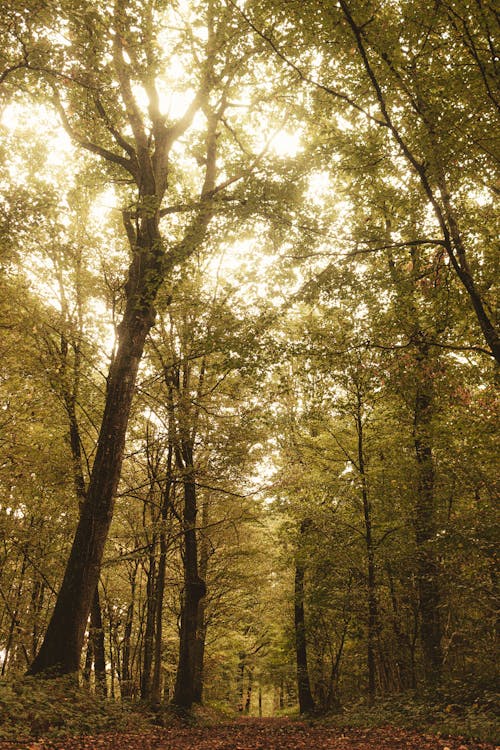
left=468, top=188, right=494, bottom=207
left=89, top=187, right=119, bottom=223
left=305, top=171, right=331, bottom=205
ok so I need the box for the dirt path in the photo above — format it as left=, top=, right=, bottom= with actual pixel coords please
left=2, top=718, right=497, bottom=750
left=150, top=719, right=493, bottom=750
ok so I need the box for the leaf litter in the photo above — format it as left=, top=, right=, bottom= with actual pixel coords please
left=1, top=718, right=498, bottom=750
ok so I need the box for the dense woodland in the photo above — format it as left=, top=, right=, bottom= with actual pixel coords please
left=0, top=0, right=498, bottom=732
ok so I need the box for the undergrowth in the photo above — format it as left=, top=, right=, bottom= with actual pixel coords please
left=0, top=676, right=153, bottom=740
left=323, top=690, right=499, bottom=743
left=0, top=676, right=238, bottom=741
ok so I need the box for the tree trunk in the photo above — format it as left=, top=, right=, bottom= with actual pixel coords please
left=244, top=668, right=253, bottom=714
left=355, top=388, right=378, bottom=703
left=237, top=652, right=246, bottom=711
left=30, top=579, right=45, bottom=662
left=151, top=539, right=166, bottom=705
left=173, top=443, right=206, bottom=709
left=192, top=495, right=209, bottom=704
left=120, top=565, right=138, bottom=698
left=294, top=520, right=315, bottom=714
left=141, top=541, right=158, bottom=700
left=83, top=637, right=93, bottom=685
left=28, top=254, right=158, bottom=675
left=152, top=447, right=173, bottom=705
left=89, top=586, right=107, bottom=695
left=413, top=345, right=442, bottom=688
left=1, top=552, right=27, bottom=674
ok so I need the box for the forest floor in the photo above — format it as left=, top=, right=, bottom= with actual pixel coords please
left=1, top=718, right=498, bottom=750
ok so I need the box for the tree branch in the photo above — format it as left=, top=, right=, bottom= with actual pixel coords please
left=225, top=0, right=388, bottom=127
left=51, top=88, right=137, bottom=176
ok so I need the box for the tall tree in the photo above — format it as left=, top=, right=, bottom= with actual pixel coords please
left=27, top=0, right=270, bottom=676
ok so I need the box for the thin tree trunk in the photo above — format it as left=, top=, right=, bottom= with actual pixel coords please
left=83, top=637, right=93, bottom=685
left=1, top=553, right=27, bottom=675
left=294, top=519, right=315, bottom=714
left=30, top=579, right=45, bottom=662
left=193, top=495, right=209, bottom=704
left=152, top=447, right=174, bottom=705
left=355, top=387, right=378, bottom=703
left=90, top=587, right=107, bottom=695
left=413, top=343, right=442, bottom=687
left=120, top=565, right=137, bottom=699
left=105, top=595, right=117, bottom=700
left=141, top=540, right=158, bottom=701
left=386, top=564, right=416, bottom=690
left=244, top=668, right=253, bottom=714
left=237, top=652, right=246, bottom=711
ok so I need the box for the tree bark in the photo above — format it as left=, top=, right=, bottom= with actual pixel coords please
left=173, top=441, right=206, bottom=709
left=294, top=520, right=315, bottom=714
left=386, top=564, right=416, bottom=690
left=244, top=668, right=253, bottom=714
left=152, top=447, right=173, bottom=705
left=237, top=652, right=246, bottom=712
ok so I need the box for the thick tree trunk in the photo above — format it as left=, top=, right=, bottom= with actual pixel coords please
left=414, top=345, right=442, bottom=687
left=173, top=444, right=206, bottom=709
left=28, top=262, right=157, bottom=675
left=294, top=520, right=315, bottom=714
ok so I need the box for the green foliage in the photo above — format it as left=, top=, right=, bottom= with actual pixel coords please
left=324, top=690, right=499, bottom=743
left=0, top=677, right=154, bottom=740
